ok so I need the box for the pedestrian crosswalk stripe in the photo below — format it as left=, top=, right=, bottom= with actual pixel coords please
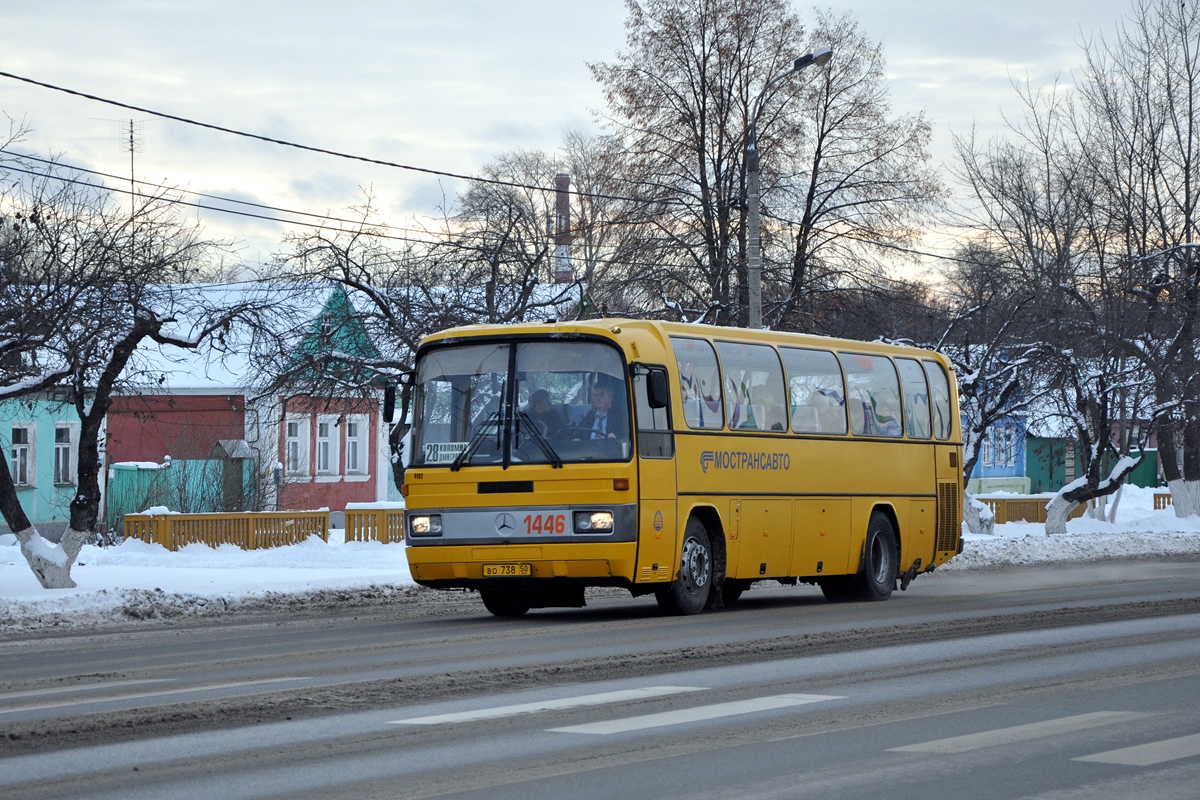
left=388, top=686, right=704, bottom=725
left=888, top=711, right=1152, bottom=754
left=1075, top=732, right=1200, bottom=766
left=549, top=693, right=844, bottom=735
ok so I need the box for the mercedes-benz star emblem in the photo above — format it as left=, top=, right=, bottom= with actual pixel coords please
left=495, top=513, right=516, bottom=534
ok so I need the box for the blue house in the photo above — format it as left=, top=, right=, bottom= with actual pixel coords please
left=966, top=415, right=1031, bottom=495
left=1, top=390, right=103, bottom=541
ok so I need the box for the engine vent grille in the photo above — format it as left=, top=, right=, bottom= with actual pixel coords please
left=937, top=481, right=961, bottom=552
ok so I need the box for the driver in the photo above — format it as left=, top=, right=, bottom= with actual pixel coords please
left=577, top=383, right=627, bottom=440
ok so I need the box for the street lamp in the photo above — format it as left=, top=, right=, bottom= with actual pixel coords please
left=746, top=47, right=832, bottom=330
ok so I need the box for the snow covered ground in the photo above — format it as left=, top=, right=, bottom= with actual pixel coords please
left=2, top=486, right=1198, bottom=631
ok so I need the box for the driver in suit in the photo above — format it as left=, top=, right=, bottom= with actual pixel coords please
left=576, top=383, right=628, bottom=440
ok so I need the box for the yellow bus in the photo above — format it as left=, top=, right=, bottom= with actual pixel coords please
left=402, top=319, right=962, bottom=616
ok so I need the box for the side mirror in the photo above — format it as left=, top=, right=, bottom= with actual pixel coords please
left=648, top=370, right=669, bottom=409
left=383, top=385, right=396, bottom=425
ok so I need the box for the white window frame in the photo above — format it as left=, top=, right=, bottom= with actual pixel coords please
left=316, top=415, right=340, bottom=477
left=344, top=414, right=370, bottom=478
left=10, top=423, right=35, bottom=487
left=53, top=423, right=77, bottom=485
left=284, top=417, right=310, bottom=478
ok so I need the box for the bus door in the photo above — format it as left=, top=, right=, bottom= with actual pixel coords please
left=631, top=364, right=677, bottom=585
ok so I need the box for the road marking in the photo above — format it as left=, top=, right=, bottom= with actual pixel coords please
left=888, top=711, right=1152, bottom=754
left=1075, top=732, right=1200, bottom=766
left=0, top=679, right=174, bottom=702
left=0, top=677, right=308, bottom=714
left=388, top=686, right=705, bottom=726
left=549, top=693, right=844, bottom=735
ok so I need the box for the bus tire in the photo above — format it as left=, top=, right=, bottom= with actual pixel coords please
left=656, top=518, right=713, bottom=615
left=850, top=512, right=898, bottom=601
left=480, top=589, right=531, bottom=617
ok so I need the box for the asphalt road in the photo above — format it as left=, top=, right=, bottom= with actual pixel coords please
left=2, top=560, right=1200, bottom=799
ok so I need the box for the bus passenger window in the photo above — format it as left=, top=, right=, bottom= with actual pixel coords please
left=923, top=359, right=954, bottom=440
left=669, top=337, right=724, bottom=430
left=780, top=347, right=846, bottom=435
left=714, top=341, right=786, bottom=433
left=839, top=353, right=903, bottom=437
left=896, top=357, right=932, bottom=439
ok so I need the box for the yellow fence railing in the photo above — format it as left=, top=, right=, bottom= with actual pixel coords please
left=123, top=511, right=329, bottom=551
left=344, top=507, right=406, bottom=543
left=977, top=496, right=1089, bottom=524
left=1154, top=492, right=1173, bottom=510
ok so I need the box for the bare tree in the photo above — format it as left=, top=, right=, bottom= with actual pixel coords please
left=767, top=9, right=943, bottom=332
left=950, top=77, right=1147, bottom=533
left=0, top=157, right=267, bottom=588
left=589, top=0, right=941, bottom=328
left=1072, top=0, right=1200, bottom=517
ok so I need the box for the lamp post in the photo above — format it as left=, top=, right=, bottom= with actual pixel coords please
left=746, top=47, right=832, bottom=330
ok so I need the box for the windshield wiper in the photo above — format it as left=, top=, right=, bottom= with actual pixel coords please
left=516, top=411, right=564, bottom=468
left=450, top=411, right=501, bottom=472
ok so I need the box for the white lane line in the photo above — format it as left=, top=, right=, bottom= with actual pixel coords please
left=888, top=711, right=1153, bottom=754
left=388, top=686, right=705, bottom=726
left=0, top=679, right=174, bottom=702
left=0, top=677, right=309, bottom=714
left=549, top=693, right=844, bottom=736
left=1075, top=732, right=1200, bottom=766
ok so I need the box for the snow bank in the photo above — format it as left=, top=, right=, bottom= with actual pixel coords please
left=1, top=487, right=1197, bottom=632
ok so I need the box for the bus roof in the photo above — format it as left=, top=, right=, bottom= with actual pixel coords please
left=418, top=318, right=950, bottom=365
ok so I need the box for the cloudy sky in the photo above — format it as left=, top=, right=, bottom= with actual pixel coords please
left=2, top=0, right=1138, bottom=266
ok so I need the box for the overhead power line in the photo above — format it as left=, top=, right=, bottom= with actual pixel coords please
left=0, top=70, right=675, bottom=207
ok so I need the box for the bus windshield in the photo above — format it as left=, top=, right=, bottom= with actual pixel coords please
left=410, top=339, right=632, bottom=467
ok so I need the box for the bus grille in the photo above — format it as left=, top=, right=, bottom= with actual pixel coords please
left=937, top=481, right=960, bottom=552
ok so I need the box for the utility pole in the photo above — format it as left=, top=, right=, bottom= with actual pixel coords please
left=747, top=48, right=831, bottom=330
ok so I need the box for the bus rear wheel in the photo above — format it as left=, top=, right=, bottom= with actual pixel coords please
left=480, top=589, right=531, bottom=617
left=656, top=518, right=713, bottom=615
left=850, top=512, right=898, bottom=601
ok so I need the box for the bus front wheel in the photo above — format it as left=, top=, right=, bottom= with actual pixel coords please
left=656, top=518, right=713, bottom=615
left=480, top=589, right=531, bottom=617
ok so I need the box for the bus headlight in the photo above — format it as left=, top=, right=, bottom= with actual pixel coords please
left=410, top=514, right=443, bottom=536
left=574, top=511, right=614, bottom=533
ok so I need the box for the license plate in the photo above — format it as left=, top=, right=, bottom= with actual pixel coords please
left=483, top=563, right=532, bottom=577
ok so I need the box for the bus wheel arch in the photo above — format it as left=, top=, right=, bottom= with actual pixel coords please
left=851, top=507, right=899, bottom=602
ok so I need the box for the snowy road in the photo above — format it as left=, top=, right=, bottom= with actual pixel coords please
left=2, top=560, right=1199, bottom=799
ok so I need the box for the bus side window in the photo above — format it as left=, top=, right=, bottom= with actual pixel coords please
left=669, top=336, right=724, bottom=430
left=780, top=347, right=847, bottom=435
left=714, top=341, right=786, bottom=432
left=923, top=359, right=954, bottom=440
left=633, top=365, right=674, bottom=459
left=896, top=357, right=932, bottom=439
left=839, top=353, right=903, bottom=437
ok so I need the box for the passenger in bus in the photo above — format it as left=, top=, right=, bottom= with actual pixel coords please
left=523, top=388, right=563, bottom=436
left=758, top=385, right=788, bottom=432
left=576, top=383, right=627, bottom=440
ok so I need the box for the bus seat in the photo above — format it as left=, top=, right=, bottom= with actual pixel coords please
left=848, top=400, right=866, bottom=435
left=791, top=406, right=818, bottom=432
left=818, top=407, right=846, bottom=433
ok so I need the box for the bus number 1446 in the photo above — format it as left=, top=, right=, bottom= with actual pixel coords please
left=525, top=513, right=566, bottom=535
